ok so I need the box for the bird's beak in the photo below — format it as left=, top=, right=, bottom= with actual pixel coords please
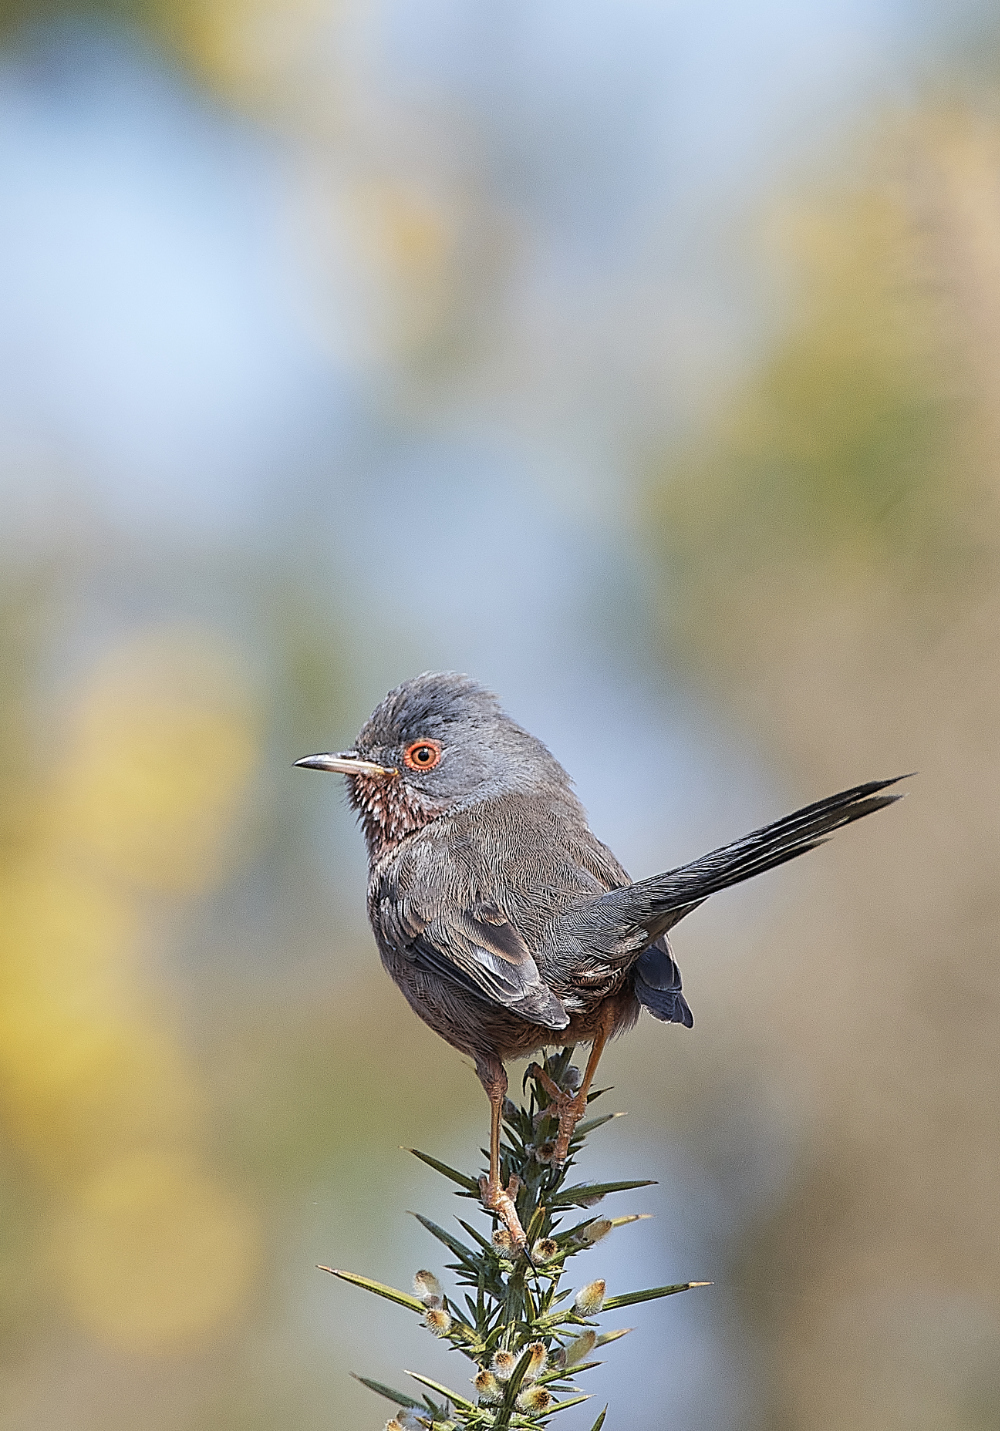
left=294, top=750, right=396, bottom=777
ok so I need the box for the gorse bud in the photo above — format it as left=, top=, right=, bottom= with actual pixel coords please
left=521, top=1342, right=548, bottom=1383
left=490, top=1349, right=516, bottom=1381
left=574, top=1279, right=606, bottom=1315
left=564, top=1329, right=598, bottom=1364
left=473, top=1369, right=502, bottom=1403
left=580, top=1218, right=614, bottom=1244
left=423, top=1306, right=452, bottom=1335
left=413, top=1270, right=442, bottom=1305
left=515, top=1386, right=554, bottom=1413
left=531, top=1237, right=558, bottom=1264
left=492, top=1229, right=514, bottom=1255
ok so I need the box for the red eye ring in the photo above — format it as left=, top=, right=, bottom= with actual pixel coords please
left=403, top=738, right=442, bottom=772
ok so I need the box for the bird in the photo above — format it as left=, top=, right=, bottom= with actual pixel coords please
left=296, top=671, right=905, bottom=1253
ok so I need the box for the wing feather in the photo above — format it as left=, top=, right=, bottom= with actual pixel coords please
left=384, top=895, right=569, bottom=1030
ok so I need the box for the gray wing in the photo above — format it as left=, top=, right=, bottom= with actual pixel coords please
left=378, top=886, right=570, bottom=1031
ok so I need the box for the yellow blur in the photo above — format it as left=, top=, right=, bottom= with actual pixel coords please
left=0, top=627, right=260, bottom=1352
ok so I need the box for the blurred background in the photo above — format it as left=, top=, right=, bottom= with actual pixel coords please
left=1, top=1, right=998, bottom=1427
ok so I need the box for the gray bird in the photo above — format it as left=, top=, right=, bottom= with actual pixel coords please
left=296, top=672, right=904, bottom=1251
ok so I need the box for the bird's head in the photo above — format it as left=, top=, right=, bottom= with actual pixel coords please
left=295, top=671, right=571, bottom=859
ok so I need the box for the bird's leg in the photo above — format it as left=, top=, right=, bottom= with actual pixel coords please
left=529, top=1013, right=614, bottom=1167
left=475, top=1055, right=527, bottom=1254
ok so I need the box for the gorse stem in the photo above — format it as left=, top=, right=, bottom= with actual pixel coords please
left=321, top=1048, right=709, bottom=1429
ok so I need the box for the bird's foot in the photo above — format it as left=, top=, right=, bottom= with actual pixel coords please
left=479, top=1173, right=527, bottom=1254
left=526, top=1063, right=586, bottom=1167
left=550, top=1091, right=587, bottom=1166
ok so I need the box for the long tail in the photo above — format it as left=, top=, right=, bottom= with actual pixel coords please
left=573, top=776, right=909, bottom=955
left=650, top=775, right=907, bottom=910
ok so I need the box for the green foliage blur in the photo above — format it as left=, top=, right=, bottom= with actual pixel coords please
left=646, top=109, right=1000, bottom=1431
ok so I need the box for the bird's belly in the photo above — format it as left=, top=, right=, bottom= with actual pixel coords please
left=379, top=942, right=639, bottom=1061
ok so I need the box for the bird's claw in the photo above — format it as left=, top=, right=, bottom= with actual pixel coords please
left=527, top=1063, right=586, bottom=1166
left=479, top=1173, right=528, bottom=1254
left=526, top=1062, right=564, bottom=1103
left=551, top=1091, right=588, bottom=1165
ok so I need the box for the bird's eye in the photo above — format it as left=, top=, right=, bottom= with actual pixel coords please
left=403, top=739, right=442, bottom=771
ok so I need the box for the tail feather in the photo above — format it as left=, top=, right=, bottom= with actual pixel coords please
left=574, top=776, right=909, bottom=956
left=669, top=776, right=906, bottom=895
left=659, top=777, right=907, bottom=906
left=634, top=941, right=694, bottom=1026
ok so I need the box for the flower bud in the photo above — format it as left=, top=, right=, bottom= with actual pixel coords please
left=580, top=1218, right=614, bottom=1245
left=423, top=1307, right=452, bottom=1336
left=564, top=1329, right=597, bottom=1364
left=413, top=1270, right=442, bottom=1305
left=502, top=1097, right=518, bottom=1121
left=564, top=1065, right=582, bottom=1089
left=531, top=1237, right=558, bottom=1264
left=492, top=1229, right=514, bottom=1255
left=579, top=1193, right=605, bottom=1208
left=515, top=1387, right=554, bottom=1413
left=491, top=1349, right=516, bottom=1381
left=534, top=1141, right=556, bottom=1164
left=473, top=1369, right=502, bottom=1403
left=574, top=1278, right=606, bottom=1316
left=521, top=1342, right=548, bottom=1383
left=549, top=1345, right=567, bottom=1370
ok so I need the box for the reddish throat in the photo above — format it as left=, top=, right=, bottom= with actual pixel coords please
left=348, top=772, right=440, bottom=860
